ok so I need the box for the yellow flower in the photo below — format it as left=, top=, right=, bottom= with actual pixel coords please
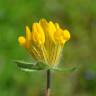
left=18, top=19, right=70, bottom=67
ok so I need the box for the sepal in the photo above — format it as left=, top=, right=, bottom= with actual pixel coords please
left=14, top=60, right=49, bottom=72
left=52, top=66, right=77, bottom=72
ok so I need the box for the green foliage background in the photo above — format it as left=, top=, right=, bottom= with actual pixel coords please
left=0, top=0, right=96, bottom=96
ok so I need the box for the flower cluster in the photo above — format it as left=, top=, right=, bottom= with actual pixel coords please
left=18, top=19, right=70, bottom=67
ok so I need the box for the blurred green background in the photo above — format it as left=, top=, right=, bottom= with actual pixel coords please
left=0, top=0, right=96, bottom=96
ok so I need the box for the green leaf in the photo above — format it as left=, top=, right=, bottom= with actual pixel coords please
left=52, top=66, right=78, bottom=72
left=14, top=60, right=49, bottom=72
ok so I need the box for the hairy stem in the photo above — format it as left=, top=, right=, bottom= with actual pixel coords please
left=45, top=69, right=51, bottom=96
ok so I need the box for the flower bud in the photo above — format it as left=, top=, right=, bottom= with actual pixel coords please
left=18, top=36, right=26, bottom=46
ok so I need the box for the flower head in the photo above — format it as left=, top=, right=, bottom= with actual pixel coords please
left=18, top=19, right=70, bottom=67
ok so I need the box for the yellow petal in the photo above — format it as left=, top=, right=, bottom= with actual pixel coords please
left=55, top=23, right=60, bottom=29
left=32, top=23, right=37, bottom=32
left=48, top=21, right=56, bottom=32
left=39, top=18, right=48, bottom=31
left=47, top=21, right=56, bottom=41
left=54, top=29, right=66, bottom=45
left=25, top=26, right=31, bottom=48
left=18, top=36, right=26, bottom=46
left=63, top=29, right=70, bottom=41
left=32, top=23, right=45, bottom=45
left=36, top=23, right=45, bottom=38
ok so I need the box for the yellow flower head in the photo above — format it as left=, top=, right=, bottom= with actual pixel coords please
left=18, top=19, right=70, bottom=66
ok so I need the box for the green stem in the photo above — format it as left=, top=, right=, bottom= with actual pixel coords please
left=46, top=69, right=51, bottom=96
